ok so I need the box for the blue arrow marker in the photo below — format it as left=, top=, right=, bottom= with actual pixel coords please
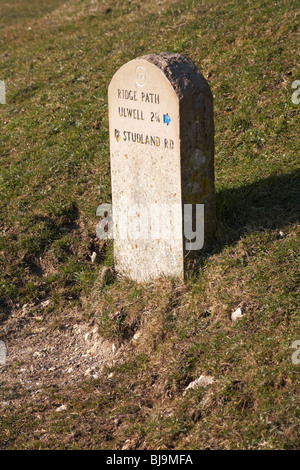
left=163, top=113, right=171, bottom=125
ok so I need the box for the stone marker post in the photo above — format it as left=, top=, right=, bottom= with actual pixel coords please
left=108, top=52, right=215, bottom=282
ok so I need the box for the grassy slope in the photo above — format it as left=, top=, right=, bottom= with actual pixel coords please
left=0, top=0, right=299, bottom=449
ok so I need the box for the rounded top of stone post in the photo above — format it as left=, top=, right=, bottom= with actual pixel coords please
left=136, top=52, right=212, bottom=100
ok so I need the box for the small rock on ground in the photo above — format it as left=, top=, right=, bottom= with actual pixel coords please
left=183, top=375, right=215, bottom=395
left=231, top=307, right=245, bottom=322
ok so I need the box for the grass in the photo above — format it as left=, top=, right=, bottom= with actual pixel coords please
left=0, top=0, right=299, bottom=450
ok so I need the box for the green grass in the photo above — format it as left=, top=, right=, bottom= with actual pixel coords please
left=0, top=0, right=299, bottom=450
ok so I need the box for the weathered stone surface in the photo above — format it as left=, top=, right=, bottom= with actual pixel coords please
left=108, top=52, right=215, bottom=282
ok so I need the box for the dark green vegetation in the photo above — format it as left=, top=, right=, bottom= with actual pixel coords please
left=0, top=0, right=299, bottom=449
